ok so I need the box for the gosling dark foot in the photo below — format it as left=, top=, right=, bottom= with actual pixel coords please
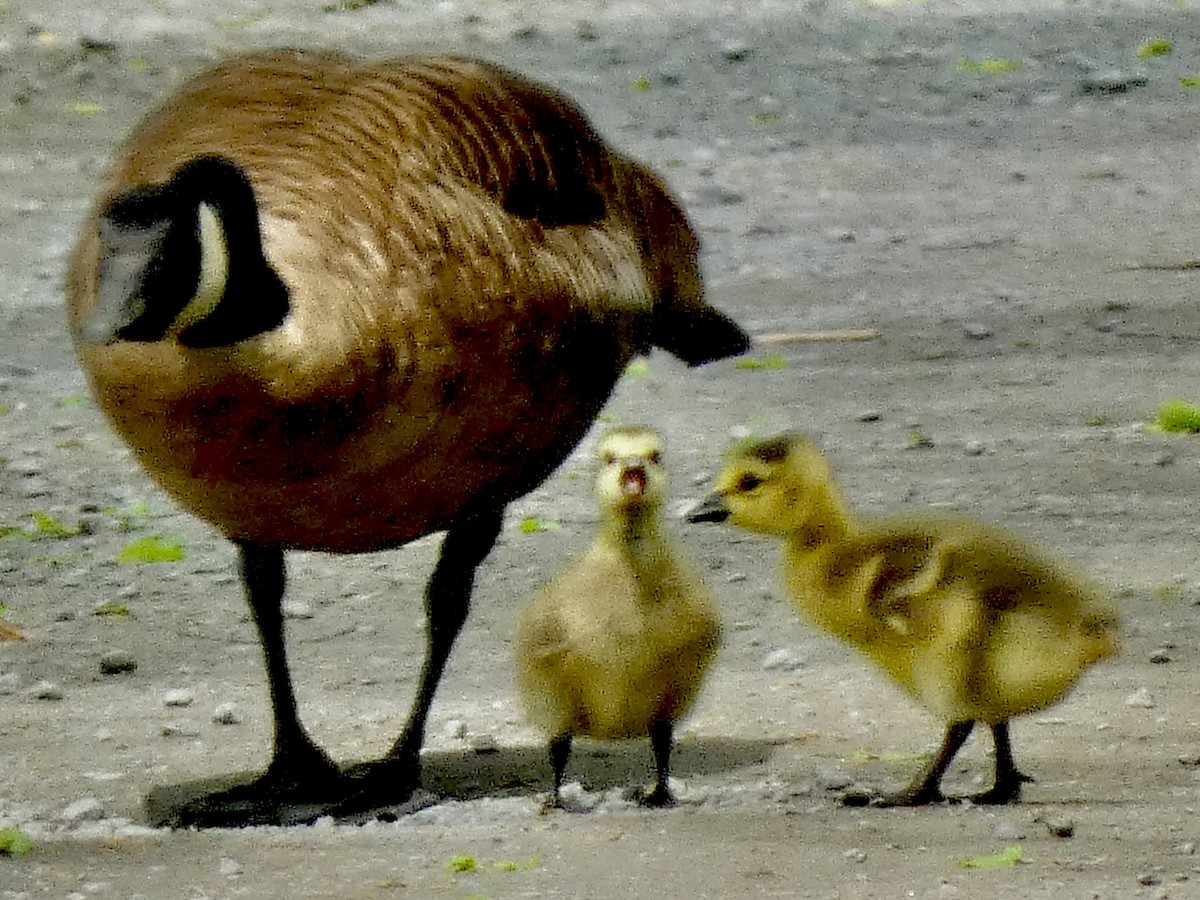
left=967, top=770, right=1034, bottom=806
left=146, top=754, right=424, bottom=828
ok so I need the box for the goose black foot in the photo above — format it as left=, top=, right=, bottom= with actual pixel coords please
left=842, top=784, right=947, bottom=808
left=146, top=753, right=425, bottom=828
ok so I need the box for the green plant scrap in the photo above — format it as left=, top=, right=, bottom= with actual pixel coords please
left=1136, top=39, right=1173, bottom=59
left=1151, top=398, right=1200, bottom=433
left=518, top=516, right=560, bottom=535
left=447, top=854, right=477, bottom=873
left=0, top=827, right=34, bottom=856
left=624, top=359, right=651, bottom=378
left=735, top=353, right=789, bottom=371
left=957, top=845, right=1025, bottom=869
left=117, top=535, right=186, bottom=564
left=1, top=511, right=81, bottom=541
left=957, top=58, right=1022, bottom=74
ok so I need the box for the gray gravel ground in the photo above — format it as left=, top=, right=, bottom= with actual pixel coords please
left=4, top=1, right=1200, bottom=897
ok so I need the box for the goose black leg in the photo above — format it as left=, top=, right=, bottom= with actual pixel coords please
left=324, top=507, right=505, bottom=818
left=969, top=721, right=1033, bottom=805
left=639, top=719, right=676, bottom=808
left=241, top=542, right=339, bottom=788
left=151, top=541, right=342, bottom=828
left=388, top=507, right=505, bottom=767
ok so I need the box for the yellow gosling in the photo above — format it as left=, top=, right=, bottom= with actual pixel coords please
left=515, top=427, right=721, bottom=807
left=689, top=433, right=1118, bottom=806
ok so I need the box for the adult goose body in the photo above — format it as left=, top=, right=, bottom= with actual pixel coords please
left=67, top=49, right=749, bottom=826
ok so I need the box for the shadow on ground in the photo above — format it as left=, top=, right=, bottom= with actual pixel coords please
left=144, top=736, right=779, bottom=828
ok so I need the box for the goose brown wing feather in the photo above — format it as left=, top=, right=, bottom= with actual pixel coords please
left=69, top=51, right=747, bottom=551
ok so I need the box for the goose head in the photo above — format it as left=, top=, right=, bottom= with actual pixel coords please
left=688, top=433, right=851, bottom=544
left=594, top=426, right=668, bottom=523
left=80, top=155, right=289, bottom=349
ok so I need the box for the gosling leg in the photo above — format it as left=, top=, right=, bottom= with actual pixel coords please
left=545, top=733, right=573, bottom=809
left=639, top=719, right=677, bottom=808
left=969, top=721, right=1034, bottom=805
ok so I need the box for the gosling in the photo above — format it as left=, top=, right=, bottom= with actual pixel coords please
left=515, top=427, right=721, bottom=808
left=689, top=433, right=1118, bottom=806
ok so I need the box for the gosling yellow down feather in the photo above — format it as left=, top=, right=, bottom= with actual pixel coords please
left=690, top=433, right=1118, bottom=806
left=515, top=427, right=721, bottom=807
left=65, top=50, right=748, bottom=826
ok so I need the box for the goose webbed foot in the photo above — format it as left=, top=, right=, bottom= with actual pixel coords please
left=147, top=741, right=345, bottom=828
left=147, top=745, right=429, bottom=828
left=841, top=784, right=947, bottom=808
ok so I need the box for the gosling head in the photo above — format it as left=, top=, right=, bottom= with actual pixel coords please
left=688, top=432, right=846, bottom=539
left=80, top=155, right=289, bottom=349
left=594, top=426, right=668, bottom=521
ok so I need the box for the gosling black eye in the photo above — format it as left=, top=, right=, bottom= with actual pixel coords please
left=736, top=474, right=763, bottom=493
left=647, top=450, right=662, bottom=466
left=601, top=452, right=617, bottom=466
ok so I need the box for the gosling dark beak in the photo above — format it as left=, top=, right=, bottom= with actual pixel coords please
left=620, top=466, right=648, bottom=498
left=686, top=493, right=730, bottom=524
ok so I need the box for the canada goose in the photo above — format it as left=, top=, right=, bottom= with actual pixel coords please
left=689, top=433, right=1118, bottom=806
left=66, top=50, right=749, bottom=826
left=514, top=426, right=720, bottom=808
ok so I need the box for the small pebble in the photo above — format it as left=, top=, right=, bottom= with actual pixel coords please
left=444, top=719, right=468, bottom=741
left=962, top=322, right=993, bottom=340
left=1080, top=70, right=1148, bottom=94
left=993, top=822, right=1026, bottom=841
left=164, top=689, right=194, bottom=707
left=0, top=672, right=20, bottom=695
left=761, top=648, right=805, bottom=672
left=61, top=797, right=105, bottom=824
left=282, top=600, right=314, bottom=619
left=161, top=720, right=202, bottom=738
left=1150, top=649, right=1172, bottom=664
left=212, top=702, right=240, bottom=725
left=468, top=733, right=499, bottom=754
left=1035, top=812, right=1075, bottom=838
left=99, top=651, right=138, bottom=675
left=30, top=680, right=64, bottom=700
left=1125, top=687, right=1155, bottom=709
left=843, top=847, right=868, bottom=863
left=218, top=856, right=243, bottom=877
left=814, top=767, right=853, bottom=791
